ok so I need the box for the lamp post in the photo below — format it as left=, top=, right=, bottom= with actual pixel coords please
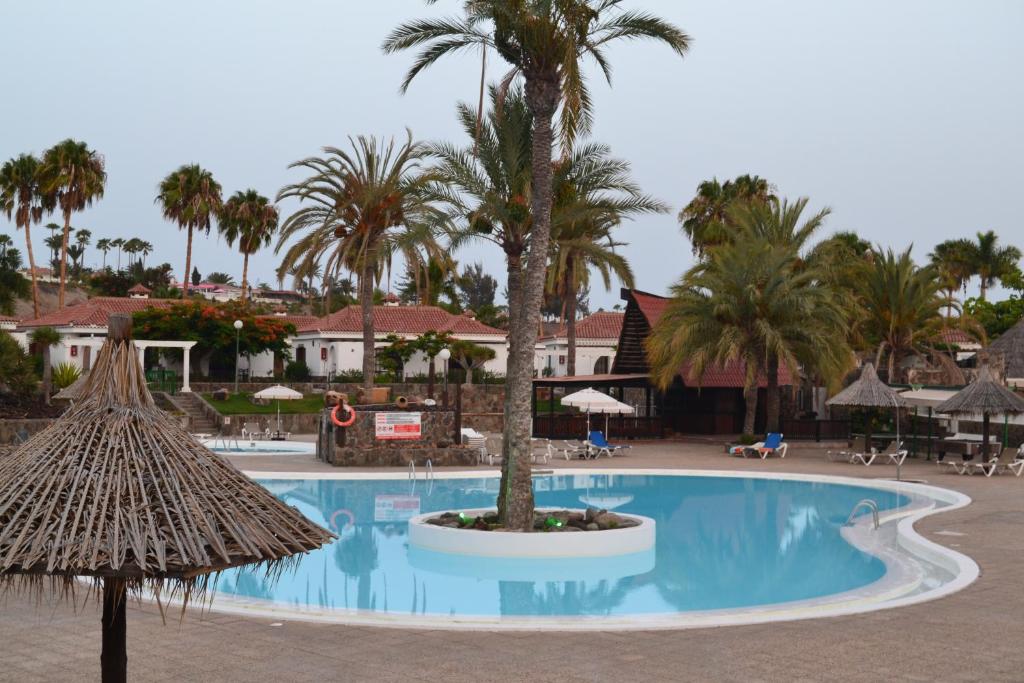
left=438, top=347, right=451, bottom=397
left=233, top=320, right=243, bottom=394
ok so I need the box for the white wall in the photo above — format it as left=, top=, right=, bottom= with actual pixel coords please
left=290, top=335, right=509, bottom=378
left=538, top=339, right=616, bottom=377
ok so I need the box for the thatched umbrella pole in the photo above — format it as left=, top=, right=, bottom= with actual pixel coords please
left=101, top=577, right=128, bottom=683
left=981, top=412, right=991, bottom=460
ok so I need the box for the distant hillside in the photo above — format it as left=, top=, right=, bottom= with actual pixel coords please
left=13, top=282, right=89, bottom=321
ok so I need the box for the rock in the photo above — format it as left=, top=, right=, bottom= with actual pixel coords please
left=562, top=525, right=582, bottom=532
left=617, top=518, right=640, bottom=529
left=442, top=522, right=460, bottom=528
left=594, top=512, right=623, bottom=530
left=585, top=522, right=599, bottom=531
left=567, top=511, right=585, bottom=523
left=426, top=518, right=446, bottom=526
left=212, top=388, right=230, bottom=401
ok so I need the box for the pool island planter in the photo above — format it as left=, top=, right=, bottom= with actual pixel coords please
left=407, top=508, right=656, bottom=558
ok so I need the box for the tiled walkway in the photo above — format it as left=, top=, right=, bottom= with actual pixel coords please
left=3, top=442, right=1023, bottom=682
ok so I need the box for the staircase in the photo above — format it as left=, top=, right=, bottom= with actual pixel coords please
left=167, top=392, right=219, bottom=434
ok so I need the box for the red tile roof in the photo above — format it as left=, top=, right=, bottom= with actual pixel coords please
left=299, top=305, right=505, bottom=336
left=937, top=328, right=979, bottom=345
left=127, top=283, right=152, bottom=294
left=259, top=314, right=319, bottom=328
left=18, top=298, right=175, bottom=328
left=630, top=290, right=670, bottom=328
left=0, top=315, right=20, bottom=324
left=544, top=311, right=624, bottom=340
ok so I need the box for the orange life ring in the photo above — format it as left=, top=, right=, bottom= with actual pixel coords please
left=329, top=508, right=355, bottom=532
left=331, top=403, right=356, bottom=427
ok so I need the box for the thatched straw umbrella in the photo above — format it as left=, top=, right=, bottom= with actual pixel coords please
left=935, top=364, right=1024, bottom=460
left=0, top=314, right=334, bottom=682
left=826, top=362, right=907, bottom=454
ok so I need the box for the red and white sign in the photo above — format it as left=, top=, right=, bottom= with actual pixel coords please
left=374, top=412, right=422, bottom=440
left=374, top=495, right=421, bottom=522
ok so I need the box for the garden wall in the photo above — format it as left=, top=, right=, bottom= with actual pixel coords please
left=318, top=406, right=477, bottom=466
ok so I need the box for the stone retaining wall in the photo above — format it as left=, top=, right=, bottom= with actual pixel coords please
left=319, top=406, right=476, bottom=467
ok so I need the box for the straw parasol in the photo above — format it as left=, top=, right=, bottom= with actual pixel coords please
left=0, top=314, right=334, bottom=682
left=826, top=362, right=907, bottom=453
left=935, top=364, right=1024, bottom=459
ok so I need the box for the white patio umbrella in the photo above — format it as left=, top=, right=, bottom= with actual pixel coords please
left=253, top=384, right=303, bottom=432
left=561, top=387, right=635, bottom=438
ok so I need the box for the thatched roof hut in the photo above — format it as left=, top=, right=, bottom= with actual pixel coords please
left=827, top=363, right=906, bottom=451
left=985, top=317, right=1024, bottom=384
left=935, top=364, right=1024, bottom=458
left=0, top=314, right=333, bottom=681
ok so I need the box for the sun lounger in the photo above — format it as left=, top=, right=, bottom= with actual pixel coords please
left=586, top=431, right=629, bottom=458
left=560, top=439, right=591, bottom=460
left=731, top=441, right=763, bottom=457
left=241, top=421, right=264, bottom=440
left=743, top=433, right=787, bottom=459
left=851, top=441, right=903, bottom=466
left=967, top=448, right=1016, bottom=477
left=936, top=457, right=969, bottom=474
left=827, top=437, right=866, bottom=463
left=483, top=436, right=503, bottom=466
left=530, top=438, right=553, bottom=464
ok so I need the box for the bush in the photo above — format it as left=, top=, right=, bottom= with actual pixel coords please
left=284, top=361, right=311, bottom=382
left=0, top=332, right=37, bottom=398
left=52, top=362, right=82, bottom=390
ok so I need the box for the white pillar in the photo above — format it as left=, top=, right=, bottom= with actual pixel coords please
left=137, top=343, right=146, bottom=372
left=181, top=346, right=192, bottom=393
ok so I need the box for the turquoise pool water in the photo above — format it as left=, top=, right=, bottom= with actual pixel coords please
left=219, top=474, right=904, bottom=618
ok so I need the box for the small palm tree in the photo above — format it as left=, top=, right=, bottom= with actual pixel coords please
left=276, top=133, right=444, bottom=389
left=110, top=237, right=125, bottom=271
left=30, top=326, right=61, bottom=405
left=74, top=228, right=91, bottom=271
left=38, top=139, right=106, bottom=307
left=96, top=237, right=112, bottom=269
left=962, top=230, right=1022, bottom=301
left=156, top=164, right=223, bottom=297
left=385, top=1, right=690, bottom=529
left=929, top=239, right=974, bottom=317
left=0, top=154, right=47, bottom=318
left=219, top=189, right=279, bottom=302
left=679, top=175, right=775, bottom=257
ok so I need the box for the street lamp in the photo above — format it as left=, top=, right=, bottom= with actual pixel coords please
left=233, top=319, right=243, bottom=394
left=438, top=347, right=451, bottom=396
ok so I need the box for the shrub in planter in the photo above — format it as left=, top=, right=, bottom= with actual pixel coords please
left=284, top=361, right=311, bottom=382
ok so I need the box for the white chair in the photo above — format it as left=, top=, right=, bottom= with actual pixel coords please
left=241, top=421, right=263, bottom=440
left=530, top=438, right=553, bottom=464
left=560, top=439, right=590, bottom=460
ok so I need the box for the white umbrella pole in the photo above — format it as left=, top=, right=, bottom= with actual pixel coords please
left=277, top=400, right=282, bottom=433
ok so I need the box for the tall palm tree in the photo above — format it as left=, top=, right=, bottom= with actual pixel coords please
left=219, top=189, right=279, bottom=302
left=0, top=154, right=47, bottom=318
left=859, top=247, right=949, bottom=382
left=122, top=238, right=142, bottom=269
left=547, top=143, right=666, bottom=374
left=111, top=237, right=125, bottom=270
left=156, top=164, right=223, bottom=297
left=38, top=139, right=106, bottom=307
left=137, top=240, right=153, bottom=268
left=386, top=5, right=689, bottom=529
left=96, top=237, right=112, bottom=269
left=678, top=175, right=775, bottom=257
left=962, top=230, right=1022, bottom=301
left=276, top=133, right=444, bottom=389
left=929, top=238, right=974, bottom=317
left=647, top=235, right=851, bottom=435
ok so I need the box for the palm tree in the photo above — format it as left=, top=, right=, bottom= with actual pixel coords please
left=678, top=175, right=775, bottom=257
left=44, top=233, right=63, bottom=271
left=219, top=189, right=279, bottom=302
left=929, top=239, right=974, bottom=317
left=385, top=1, right=689, bottom=529
left=156, top=164, right=223, bottom=297
left=137, top=240, right=153, bottom=268
left=96, top=237, right=112, bottom=269
left=547, top=143, right=667, bottom=375
left=110, top=237, right=125, bottom=270
left=66, top=244, right=84, bottom=277
left=122, top=238, right=143, bottom=269
left=276, top=133, right=444, bottom=389
left=38, top=139, right=106, bottom=307
left=647, top=234, right=851, bottom=435
left=74, top=228, right=91, bottom=271
left=962, top=230, right=1022, bottom=301
left=0, top=154, right=47, bottom=318
left=30, top=326, right=61, bottom=405
left=858, top=247, right=950, bottom=382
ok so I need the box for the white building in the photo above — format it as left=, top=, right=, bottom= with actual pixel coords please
left=288, top=304, right=508, bottom=379
left=537, top=311, right=623, bottom=377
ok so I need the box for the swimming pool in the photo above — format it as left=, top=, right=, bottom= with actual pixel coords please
left=211, top=470, right=976, bottom=629
left=198, top=438, right=316, bottom=456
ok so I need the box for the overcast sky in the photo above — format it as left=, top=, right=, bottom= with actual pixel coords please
left=2, top=0, right=1021, bottom=309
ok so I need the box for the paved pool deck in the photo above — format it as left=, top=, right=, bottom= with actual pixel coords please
left=2, top=440, right=1023, bottom=682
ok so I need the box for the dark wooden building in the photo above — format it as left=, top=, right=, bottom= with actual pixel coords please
left=533, top=289, right=803, bottom=438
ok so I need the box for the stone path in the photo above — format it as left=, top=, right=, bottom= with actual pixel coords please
left=2, top=443, right=1023, bottom=682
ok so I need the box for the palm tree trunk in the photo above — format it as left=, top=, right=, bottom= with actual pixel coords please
left=241, top=253, right=250, bottom=303
left=101, top=251, right=107, bottom=269
left=499, top=78, right=559, bottom=530
left=742, top=385, right=758, bottom=435
left=765, top=354, right=780, bottom=433
left=360, top=257, right=376, bottom=390
left=41, top=345, right=52, bottom=406
left=979, top=281, right=987, bottom=302
left=22, top=220, right=40, bottom=319
left=565, top=283, right=578, bottom=377
left=497, top=251, right=524, bottom=516
left=58, top=210, right=71, bottom=308
left=182, top=226, right=193, bottom=298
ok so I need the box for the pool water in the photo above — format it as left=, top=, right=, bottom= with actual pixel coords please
left=218, top=474, right=908, bottom=619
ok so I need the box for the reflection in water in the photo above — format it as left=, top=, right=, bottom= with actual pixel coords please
left=218, top=475, right=905, bottom=618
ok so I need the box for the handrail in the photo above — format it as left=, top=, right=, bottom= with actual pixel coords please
left=845, top=499, right=880, bottom=530
left=408, top=460, right=416, bottom=481
left=425, top=459, right=434, bottom=482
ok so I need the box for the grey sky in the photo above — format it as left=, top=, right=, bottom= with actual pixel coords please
left=2, top=0, right=1021, bottom=310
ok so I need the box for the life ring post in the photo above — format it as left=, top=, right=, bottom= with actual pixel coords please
left=331, top=403, right=357, bottom=428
